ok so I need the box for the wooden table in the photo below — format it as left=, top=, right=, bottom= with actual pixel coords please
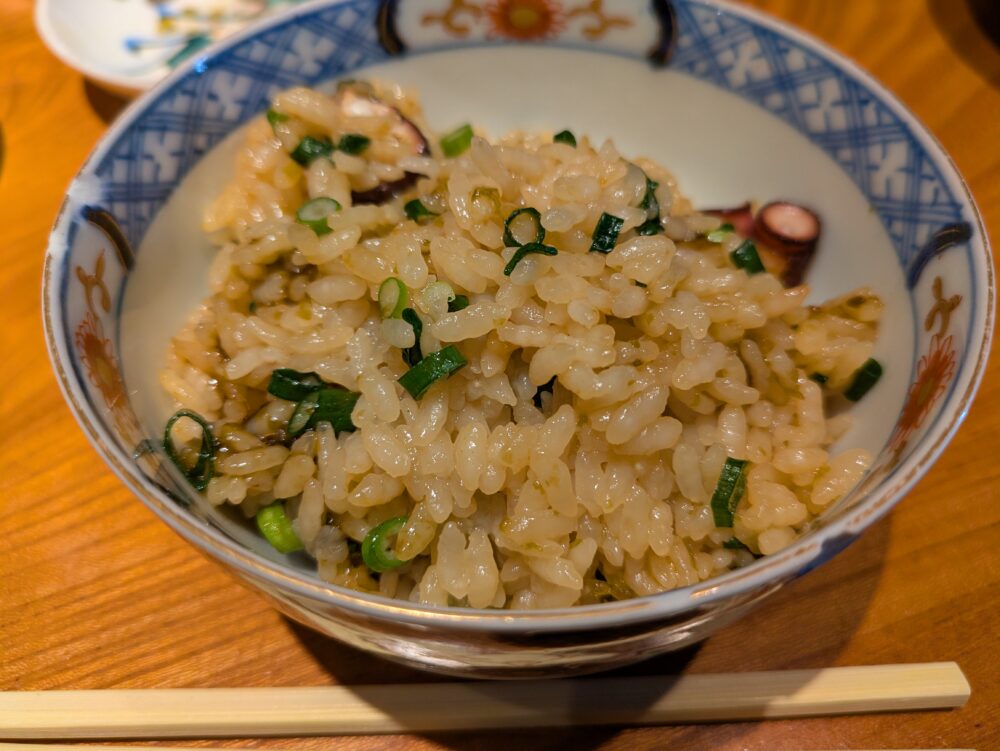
left=2, top=0, right=999, bottom=748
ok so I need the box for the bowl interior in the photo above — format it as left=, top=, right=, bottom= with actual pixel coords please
left=47, top=0, right=991, bottom=617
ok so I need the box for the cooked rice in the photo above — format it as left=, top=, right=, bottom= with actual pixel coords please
left=161, top=81, right=881, bottom=609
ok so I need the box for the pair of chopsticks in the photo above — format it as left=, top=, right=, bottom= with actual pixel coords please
left=0, top=662, right=969, bottom=740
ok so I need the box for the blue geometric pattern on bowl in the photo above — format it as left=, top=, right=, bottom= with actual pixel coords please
left=90, top=0, right=970, bottom=278
left=667, top=2, right=968, bottom=275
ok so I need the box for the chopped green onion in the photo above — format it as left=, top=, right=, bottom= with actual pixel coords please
left=634, top=172, right=662, bottom=234
left=163, top=409, right=216, bottom=492
left=706, top=222, right=734, bottom=243
left=266, top=108, right=288, bottom=128
left=553, top=130, right=576, bottom=147
left=361, top=515, right=408, bottom=572
left=503, top=207, right=545, bottom=247
left=637, top=218, right=663, bottom=235
left=248, top=301, right=257, bottom=314
left=440, top=124, right=473, bottom=157
left=809, top=372, right=829, bottom=385
left=255, top=502, right=304, bottom=554
left=589, top=212, right=624, bottom=253
left=378, top=277, right=409, bottom=319
left=288, top=387, right=361, bottom=437
left=448, top=294, right=469, bottom=312
left=634, top=281, right=647, bottom=288
left=844, top=358, right=883, bottom=402
left=295, top=197, right=341, bottom=236
left=336, top=133, right=370, bottom=155
left=639, top=175, right=659, bottom=216
left=290, top=135, right=334, bottom=166
left=503, top=241, right=558, bottom=276
left=404, top=198, right=438, bottom=224
left=401, top=308, right=423, bottom=366
left=710, top=457, right=749, bottom=528
left=723, top=537, right=750, bottom=551
left=268, top=368, right=325, bottom=401
left=311, top=387, right=361, bottom=435
left=398, top=345, right=467, bottom=400
left=287, top=391, right=320, bottom=437
left=730, top=239, right=766, bottom=274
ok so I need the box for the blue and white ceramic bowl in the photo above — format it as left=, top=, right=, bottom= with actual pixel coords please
left=43, top=0, right=993, bottom=677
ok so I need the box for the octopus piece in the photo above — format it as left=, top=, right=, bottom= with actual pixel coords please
left=754, top=201, right=821, bottom=287
left=703, top=200, right=821, bottom=286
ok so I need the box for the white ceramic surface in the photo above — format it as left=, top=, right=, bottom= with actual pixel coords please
left=35, top=0, right=304, bottom=94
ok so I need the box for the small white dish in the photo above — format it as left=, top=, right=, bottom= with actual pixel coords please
left=35, top=0, right=306, bottom=95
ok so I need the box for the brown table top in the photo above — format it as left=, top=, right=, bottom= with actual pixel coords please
left=2, top=0, right=999, bottom=748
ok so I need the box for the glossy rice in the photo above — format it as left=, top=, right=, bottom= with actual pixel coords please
left=161, top=82, right=882, bottom=609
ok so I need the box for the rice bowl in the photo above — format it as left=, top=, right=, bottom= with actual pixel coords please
left=42, top=0, right=990, bottom=674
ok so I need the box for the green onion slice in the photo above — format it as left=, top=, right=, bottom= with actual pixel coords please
left=710, top=457, right=749, bottom=528
left=163, top=409, right=216, bottom=491
left=440, top=124, right=473, bottom=157
left=288, top=387, right=361, bottom=437
left=361, top=515, right=408, bottom=572
left=398, top=345, right=467, bottom=400
left=287, top=391, right=320, bottom=437
left=311, top=387, right=361, bottom=435
left=296, top=197, right=341, bottom=235
left=448, top=294, right=469, bottom=312
left=378, top=277, right=409, bottom=319
left=844, top=358, right=883, bottom=402
left=706, top=222, right=735, bottom=243
left=636, top=218, right=663, bottom=236
left=268, top=368, right=325, bottom=401
left=255, top=502, right=304, bottom=554
left=503, top=241, right=558, bottom=277
left=401, top=308, right=423, bottom=366
left=638, top=175, right=659, bottom=218
left=730, top=239, right=766, bottom=274
left=553, top=129, right=576, bottom=147
left=809, top=372, right=829, bottom=385
left=290, top=135, right=334, bottom=166
left=503, top=207, right=545, bottom=247
left=589, top=212, right=624, bottom=253
left=723, top=537, right=750, bottom=551
left=404, top=198, right=438, bottom=224
left=336, top=133, right=370, bottom=155
left=266, top=108, right=288, bottom=128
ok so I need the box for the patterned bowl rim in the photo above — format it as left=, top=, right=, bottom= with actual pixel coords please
left=43, top=0, right=994, bottom=632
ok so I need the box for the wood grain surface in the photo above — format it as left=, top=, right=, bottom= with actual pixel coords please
left=1, top=1, right=998, bottom=749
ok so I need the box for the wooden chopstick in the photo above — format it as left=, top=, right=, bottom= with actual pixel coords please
left=0, top=663, right=969, bottom=739
left=0, top=747, right=977, bottom=751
